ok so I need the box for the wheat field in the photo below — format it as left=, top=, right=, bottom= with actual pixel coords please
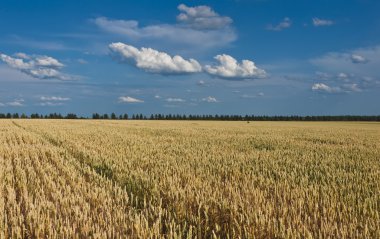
left=0, top=119, right=379, bottom=238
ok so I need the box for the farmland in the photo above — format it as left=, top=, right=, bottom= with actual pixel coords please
left=0, top=120, right=379, bottom=238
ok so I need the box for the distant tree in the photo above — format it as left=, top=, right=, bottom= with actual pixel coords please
left=103, top=114, right=109, bottom=119
left=12, top=113, right=19, bottom=119
left=92, top=113, right=100, bottom=119
left=123, top=114, right=128, bottom=120
left=66, top=113, right=77, bottom=119
left=21, top=113, right=27, bottom=119
left=31, top=113, right=40, bottom=119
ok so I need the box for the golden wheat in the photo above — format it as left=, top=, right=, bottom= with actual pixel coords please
left=0, top=119, right=379, bottom=238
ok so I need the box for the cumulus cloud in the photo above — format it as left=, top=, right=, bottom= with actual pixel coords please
left=14, top=53, right=30, bottom=59
left=351, top=54, right=368, bottom=64
left=109, top=42, right=202, bottom=74
left=312, top=18, right=334, bottom=27
left=0, top=53, right=73, bottom=80
left=201, top=96, right=218, bottom=102
left=312, top=83, right=341, bottom=93
left=34, top=56, right=64, bottom=68
left=0, top=99, right=25, bottom=107
left=176, top=4, right=232, bottom=30
left=118, top=96, right=144, bottom=103
left=94, top=4, right=236, bottom=49
left=267, top=17, right=292, bottom=31
left=166, top=98, right=185, bottom=102
left=204, top=54, right=266, bottom=80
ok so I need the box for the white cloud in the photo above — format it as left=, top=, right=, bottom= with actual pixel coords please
left=166, top=98, right=185, bottom=102
left=197, top=80, right=206, bottom=86
left=176, top=4, right=232, bottom=30
left=267, top=17, right=292, bottom=31
left=109, top=42, right=202, bottom=74
left=241, top=92, right=265, bottom=98
left=39, top=102, right=64, bottom=106
left=312, top=18, right=334, bottom=27
left=40, top=96, right=70, bottom=101
left=351, top=54, right=368, bottom=64
left=0, top=99, right=25, bottom=107
left=343, top=83, right=361, bottom=92
left=310, top=45, right=380, bottom=83
left=312, top=83, right=341, bottom=93
left=154, top=95, right=161, bottom=99
left=34, top=56, right=64, bottom=68
left=14, top=53, right=30, bottom=59
left=337, top=72, right=348, bottom=79
left=94, top=4, right=236, bottom=49
left=201, top=96, right=218, bottom=102
left=0, top=53, right=73, bottom=80
left=204, top=54, right=266, bottom=80
left=118, top=96, right=144, bottom=103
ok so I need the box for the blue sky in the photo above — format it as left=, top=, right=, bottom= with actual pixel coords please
left=1, top=0, right=379, bottom=116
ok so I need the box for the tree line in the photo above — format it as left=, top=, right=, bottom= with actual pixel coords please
left=0, top=112, right=379, bottom=121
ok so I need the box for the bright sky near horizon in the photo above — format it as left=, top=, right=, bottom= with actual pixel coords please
left=0, top=0, right=379, bottom=115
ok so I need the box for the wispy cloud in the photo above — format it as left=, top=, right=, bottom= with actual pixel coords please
left=351, top=54, right=368, bottom=64
left=0, top=53, right=76, bottom=81
left=312, top=82, right=363, bottom=93
left=201, top=96, right=218, bottom=102
left=312, top=83, right=341, bottom=93
left=118, top=96, right=144, bottom=103
left=241, top=92, right=264, bottom=98
left=94, top=4, right=236, bottom=49
left=310, top=45, right=380, bottom=88
left=39, top=102, right=64, bottom=106
left=312, top=18, right=334, bottom=27
left=40, top=96, right=71, bottom=101
left=0, top=98, right=25, bottom=107
left=166, top=97, right=185, bottom=102
left=266, top=17, right=292, bottom=31
left=197, top=80, right=206, bottom=86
